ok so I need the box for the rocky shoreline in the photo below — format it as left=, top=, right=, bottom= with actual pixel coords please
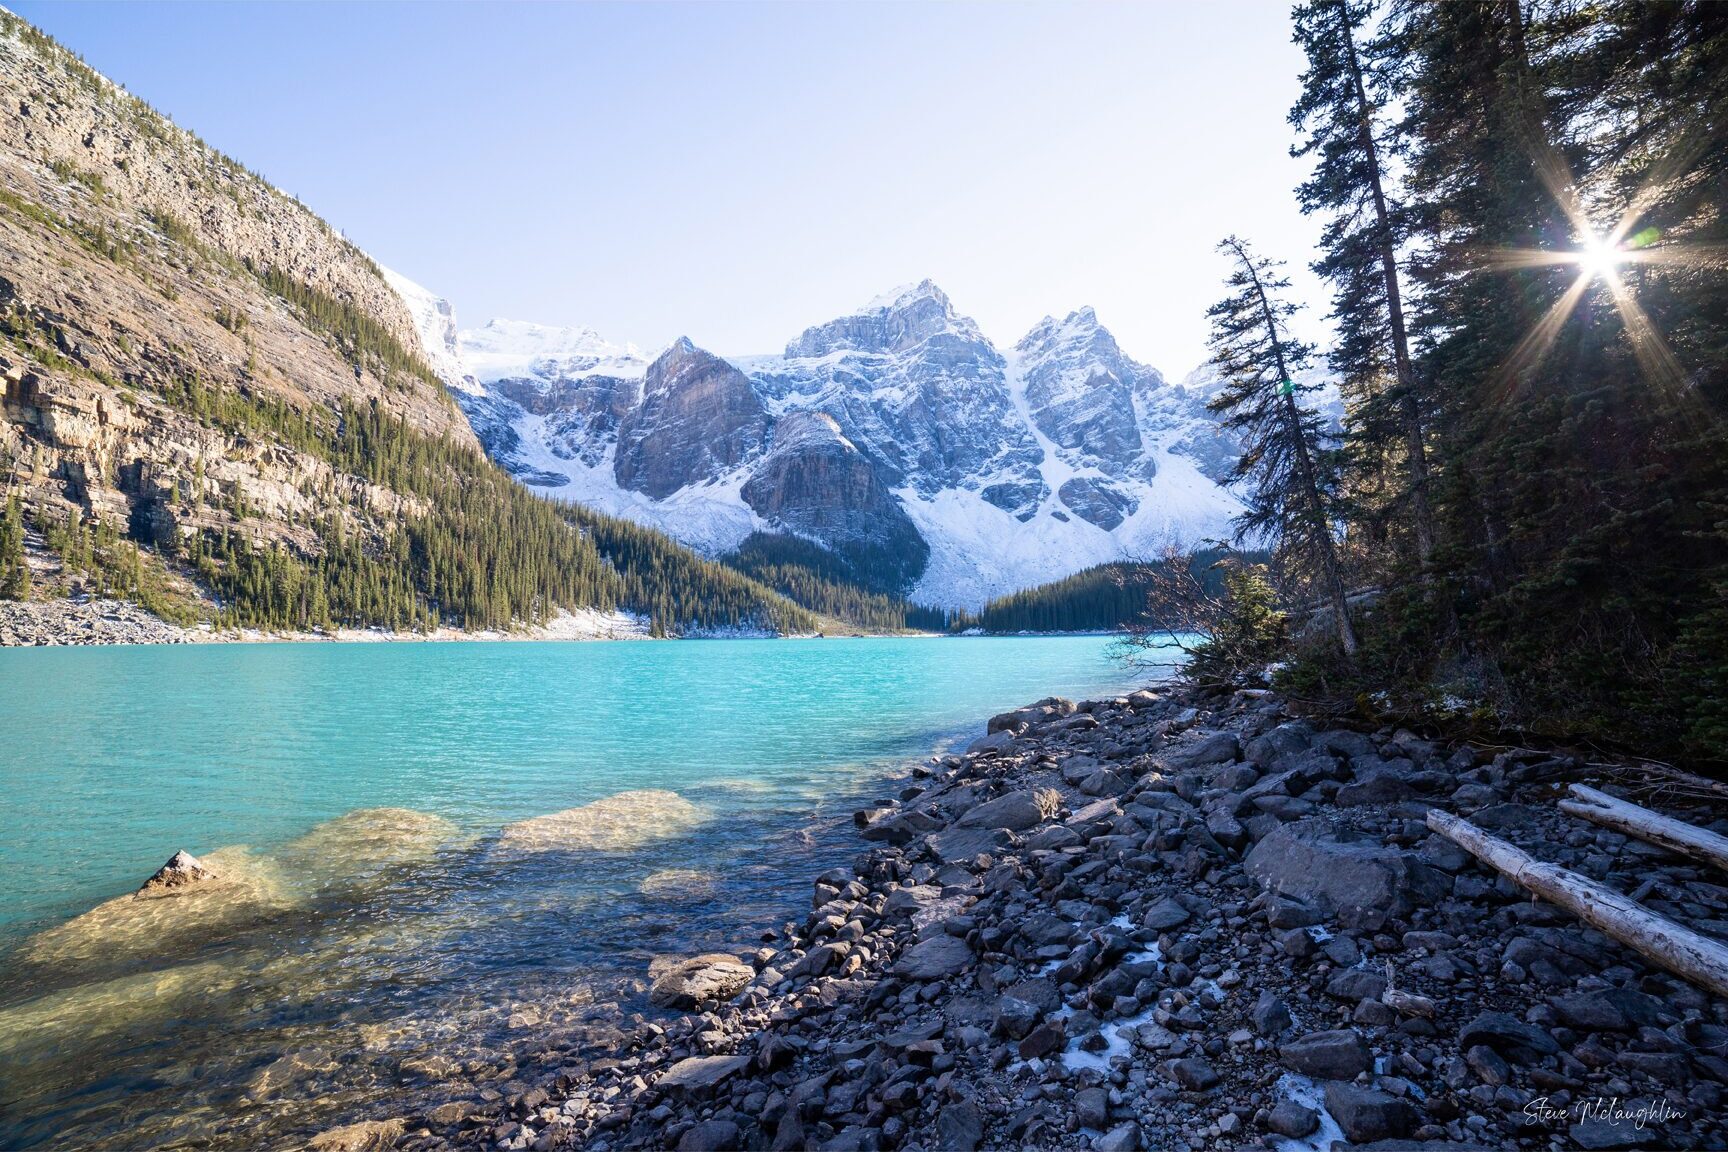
left=0, top=598, right=658, bottom=647
left=318, top=683, right=1727, bottom=1152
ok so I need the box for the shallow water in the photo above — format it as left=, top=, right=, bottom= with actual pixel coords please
left=0, top=635, right=1172, bottom=1149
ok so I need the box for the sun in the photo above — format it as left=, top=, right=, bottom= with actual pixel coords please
left=1575, top=236, right=1623, bottom=279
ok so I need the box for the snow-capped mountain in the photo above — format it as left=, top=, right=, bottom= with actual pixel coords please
left=386, top=272, right=1250, bottom=610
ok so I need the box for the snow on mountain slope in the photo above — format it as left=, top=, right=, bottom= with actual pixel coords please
left=460, top=318, right=646, bottom=387
left=386, top=275, right=1255, bottom=611
left=382, top=267, right=478, bottom=394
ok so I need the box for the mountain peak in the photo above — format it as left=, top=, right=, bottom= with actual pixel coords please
left=787, top=280, right=977, bottom=359
left=859, top=279, right=951, bottom=315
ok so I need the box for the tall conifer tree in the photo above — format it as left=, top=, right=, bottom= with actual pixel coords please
left=1206, top=236, right=1358, bottom=656
left=1290, top=0, right=1434, bottom=565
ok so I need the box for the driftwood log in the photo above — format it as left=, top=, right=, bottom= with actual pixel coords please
left=1559, top=783, right=1728, bottom=875
left=1426, top=809, right=1728, bottom=1000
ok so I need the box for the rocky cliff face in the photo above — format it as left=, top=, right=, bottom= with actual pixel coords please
left=740, top=411, right=928, bottom=589
left=0, top=15, right=486, bottom=611
left=615, top=339, right=770, bottom=500
left=409, top=278, right=1260, bottom=609
left=1017, top=307, right=1158, bottom=472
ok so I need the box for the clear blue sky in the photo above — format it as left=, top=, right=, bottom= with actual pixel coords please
left=14, top=1, right=1326, bottom=375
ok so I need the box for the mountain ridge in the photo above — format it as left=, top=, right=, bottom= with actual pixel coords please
left=0, top=10, right=816, bottom=638
left=389, top=272, right=1252, bottom=610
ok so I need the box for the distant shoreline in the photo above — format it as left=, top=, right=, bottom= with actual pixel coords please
left=0, top=597, right=1133, bottom=648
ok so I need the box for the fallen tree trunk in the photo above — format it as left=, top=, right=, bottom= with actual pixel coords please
left=1426, top=809, right=1728, bottom=999
left=1560, top=784, right=1728, bottom=874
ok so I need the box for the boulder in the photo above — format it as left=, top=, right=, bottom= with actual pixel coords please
left=1169, top=1057, right=1220, bottom=1091
left=1323, top=1083, right=1417, bottom=1143
left=1252, top=991, right=1293, bottom=1037
left=935, top=1101, right=984, bottom=1151
left=136, top=849, right=216, bottom=897
left=1280, top=1029, right=1372, bottom=1080
left=966, top=730, right=1016, bottom=756
left=1268, top=1100, right=1319, bottom=1138
left=1245, top=723, right=1313, bottom=768
left=658, top=1054, right=750, bottom=1095
left=926, top=826, right=1011, bottom=863
left=677, top=1120, right=742, bottom=1152
left=1244, top=820, right=1447, bottom=929
left=957, top=787, right=1061, bottom=831
left=1141, top=897, right=1191, bottom=931
left=1164, top=731, right=1241, bottom=769
left=1026, top=824, right=1082, bottom=851
left=1457, top=1011, right=1560, bottom=1057
left=649, top=953, right=755, bottom=1008
left=894, top=935, right=974, bottom=980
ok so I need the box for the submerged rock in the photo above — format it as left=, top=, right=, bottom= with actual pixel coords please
left=277, top=808, right=461, bottom=885
left=136, top=850, right=215, bottom=897
left=496, top=790, right=705, bottom=852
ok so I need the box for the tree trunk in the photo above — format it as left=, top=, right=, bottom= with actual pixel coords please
left=1559, top=784, right=1728, bottom=876
left=1428, top=809, right=1728, bottom=999
left=1336, top=0, right=1434, bottom=567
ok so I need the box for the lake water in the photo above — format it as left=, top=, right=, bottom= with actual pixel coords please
left=0, top=635, right=1174, bottom=1149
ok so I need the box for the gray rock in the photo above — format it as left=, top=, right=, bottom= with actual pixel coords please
left=925, top=826, right=1011, bottom=863
left=1327, top=968, right=1389, bottom=1003
left=1280, top=1029, right=1372, bottom=1080
left=1244, top=819, right=1448, bottom=930
left=649, top=953, right=755, bottom=1008
left=1267, top=1100, right=1319, bottom=1138
left=1165, top=731, right=1241, bottom=769
left=1074, top=1086, right=1110, bottom=1129
left=1169, top=1057, right=1220, bottom=1091
left=1569, top=1117, right=1657, bottom=1150
left=966, top=730, right=1016, bottom=756
left=1026, top=824, right=1082, bottom=851
left=1141, top=897, right=1191, bottom=931
left=658, top=1054, right=750, bottom=1095
left=993, top=994, right=1043, bottom=1040
left=136, top=849, right=215, bottom=896
left=1093, top=1122, right=1141, bottom=1152
left=894, top=935, right=973, bottom=980
left=935, top=1101, right=984, bottom=1151
left=1336, top=772, right=1416, bottom=807
left=1323, top=1082, right=1417, bottom=1143
left=1457, top=1011, right=1560, bottom=1056
left=957, top=787, right=1061, bottom=831
left=1245, top=723, right=1312, bottom=768
left=1253, top=991, right=1294, bottom=1036
left=677, top=1119, right=742, bottom=1152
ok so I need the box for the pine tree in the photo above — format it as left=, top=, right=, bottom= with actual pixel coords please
left=1290, top=0, right=1434, bottom=565
left=1206, top=235, right=1357, bottom=655
left=0, top=496, right=29, bottom=600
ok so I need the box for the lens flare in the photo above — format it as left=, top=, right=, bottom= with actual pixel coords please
left=1575, top=236, right=1622, bottom=279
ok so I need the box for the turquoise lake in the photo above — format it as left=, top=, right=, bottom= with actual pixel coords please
left=0, top=634, right=1175, bottom=1149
